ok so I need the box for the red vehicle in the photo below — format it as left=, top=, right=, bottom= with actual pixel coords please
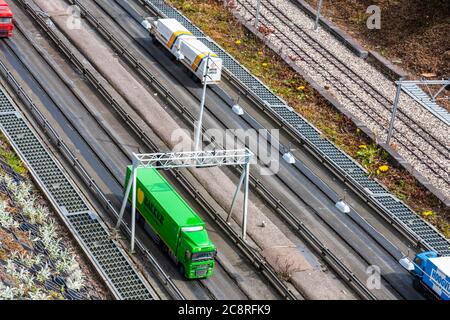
left=0, top=0, right=13, bottom=38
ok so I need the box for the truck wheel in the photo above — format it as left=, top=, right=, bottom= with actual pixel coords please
left=412, top=278, right=422, bottom=291
left=178, top=264, right=186, bottom=278
left=151, top=36, right=159, bottom=46
left=161, top=242, right=169, bottom=253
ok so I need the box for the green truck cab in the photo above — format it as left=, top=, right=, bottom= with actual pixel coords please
left=125, top=166, right=216, bottom=279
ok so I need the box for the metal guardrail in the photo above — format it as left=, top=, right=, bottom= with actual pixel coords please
left=402, top=84, right=450, bottom=127
left=139, top=0, right=450, bottom=257
left=0, top=60, right=157, bottom=300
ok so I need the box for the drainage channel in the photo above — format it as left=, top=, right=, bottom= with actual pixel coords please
left=136, top=0, right=450, bottom=256
left=0, top=61, right=158, bottom=300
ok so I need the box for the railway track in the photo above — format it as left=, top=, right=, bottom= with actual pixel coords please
left=71, top=0, right=428, bottom=299
left=236, top=0, right=449, bottom=191
left=12, top=0, right=291, bottom=300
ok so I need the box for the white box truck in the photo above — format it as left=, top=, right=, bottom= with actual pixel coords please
left=143, top=18, right=223, bottom=84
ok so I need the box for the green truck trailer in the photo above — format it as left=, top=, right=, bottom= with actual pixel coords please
left=125, top=166, right=216, bottom=279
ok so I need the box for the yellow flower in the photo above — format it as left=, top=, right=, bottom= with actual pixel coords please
left=359, top=144, right=367, bottom=149
left=378, top=165, right=389, bottom=172
left=356, top=128, right=361, bottom=133
left=422, top=210, right=434, bottom=217
left=257, top=51, right=263, bottom=55
left=262, top=62, right=268, bottom=67
left=235, top=39, right=241, bottom=45
left=297, top=85, right=305, bottom=91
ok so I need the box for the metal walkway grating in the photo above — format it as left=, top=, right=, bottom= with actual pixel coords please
left=68, top=212, right=153, bottom=300
left=402, top=83, right=450, bottom=126
left=145, top=0, right=450, bottom=256
left=0, top=87, right=155, bottom=299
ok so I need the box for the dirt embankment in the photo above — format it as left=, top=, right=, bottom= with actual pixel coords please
left=305, top=0, right=450, bottom=78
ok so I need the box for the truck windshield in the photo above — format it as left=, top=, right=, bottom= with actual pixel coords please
left=191, top=251, right=216, bottom=262
left=0, top=18, right=11, bottom=24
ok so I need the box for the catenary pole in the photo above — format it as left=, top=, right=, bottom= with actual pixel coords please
left=314, top=0, right=324, bottom=30
left=386, top=79, right=403, bottom=145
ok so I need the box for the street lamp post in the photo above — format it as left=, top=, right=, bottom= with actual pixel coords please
left=194, top=52, right=211, bottom=151
left=255, top=0, right=261, bottom=28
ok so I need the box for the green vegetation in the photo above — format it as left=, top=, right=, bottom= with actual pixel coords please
left=0, top=131, right=27, bottom=175
left=348, top=12, right=370, bottom=26
left=0, top=175, right=86, bottom=299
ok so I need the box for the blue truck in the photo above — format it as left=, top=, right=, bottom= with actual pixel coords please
left=407, top=251, right=450, bottom=300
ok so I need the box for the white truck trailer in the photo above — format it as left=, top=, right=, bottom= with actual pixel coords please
left=142, top=18, right=223, bottom=84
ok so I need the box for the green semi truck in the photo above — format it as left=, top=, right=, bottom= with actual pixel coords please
left=125, top=166, right=216, bottom=279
